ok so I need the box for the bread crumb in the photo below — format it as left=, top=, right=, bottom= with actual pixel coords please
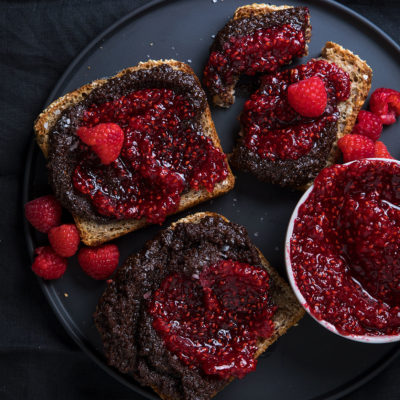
left=187, top=59, right=192, bottom=63
left=211, top=34, right=216, bottom=38
left=149, top=42, right=154, bottom=46
left=64, top=293, right=69, bottom=298
left=87, top=66, right=91, bottom=70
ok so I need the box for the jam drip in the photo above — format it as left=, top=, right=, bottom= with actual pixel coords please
left=149, top=260, right=275, bottom=379
left=241, top=59, right=350, bottom=161
left=291, top=160, right=400, bottom=336
left=72, top=88, right=228, bottom=223
left=203, top=24, right=306, bottom=103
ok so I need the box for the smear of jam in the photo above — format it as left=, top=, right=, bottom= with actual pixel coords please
left=149, top=260, right=276, bottom=379
left=203, top=24, right=306, bottom=102
left=291, top=159, right=400, bottom=336
left=72, top=88, right=228, bottom=223
left=241, top=59, right=350, bottom=161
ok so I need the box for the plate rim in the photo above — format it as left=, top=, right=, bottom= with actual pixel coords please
left=23, top=1, right=400, bottom=399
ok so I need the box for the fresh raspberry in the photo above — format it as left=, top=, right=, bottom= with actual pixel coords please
left=77, top=244, right=119, bottom=280
left=287, top=76, right=327, bottom=118
left=338, top=134, right=375, bottom=163
left=77, top=123, right=124, bottom=164
left=369, top=88, right=400, bottom=125
left=374, top=141, right=394, bottom=159
left=32, top=246, right=67, bottom=280
left=48, top=224, right=80, bottom=257
left=351, top=110, right=383, bottom=141
left=25, top=195, right=62, bottom=233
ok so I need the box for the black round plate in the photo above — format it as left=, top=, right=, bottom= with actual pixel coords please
left=24, top=1, right=400, bottom=399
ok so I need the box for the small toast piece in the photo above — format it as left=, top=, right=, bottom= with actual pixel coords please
left=94, top=212, right=305, bottom=400
left=231, top=41, right=372, bottom=189
left=34, top=60, right=235, bottom=246
left=203, top=4, right=311, bottom=107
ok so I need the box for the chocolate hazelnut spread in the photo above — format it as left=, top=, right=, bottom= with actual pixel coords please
left=211, top=7, right=309, bottom=52
left=47, top=65, right=222, bottom=223
left=94, top=215, right=275, bottom=400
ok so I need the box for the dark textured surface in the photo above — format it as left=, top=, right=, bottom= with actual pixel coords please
left=94, top=215, right=263, bottom=400
left=1, top=1, right=399, bottom=400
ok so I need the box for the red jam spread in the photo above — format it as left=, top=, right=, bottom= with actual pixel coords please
left=203, top=25, right=306, bottom=97
left=291, top=159, right=400, bottom=336
left=149, top=259, right=276, bottom=379
left=241, top=60, right=350, bottom=161
left=72, top=88, right=228, bottom=224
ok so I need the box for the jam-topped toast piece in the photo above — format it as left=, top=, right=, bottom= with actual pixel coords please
left=94, top=212, right=304, bottom=400
left=34, top=60, right=235, bottom=246
left=203, top=4, right=311, bottom=108
left=231, top=42, right=372, bottom=188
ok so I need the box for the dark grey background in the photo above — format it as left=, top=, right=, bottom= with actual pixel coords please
left=1, top=1, right=399, bottom=399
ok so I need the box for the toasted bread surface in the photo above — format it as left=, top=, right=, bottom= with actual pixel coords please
left=233, top=41, right=372, bottom=190
left=101, top=211, right=304, bottom=400
left=34, top=60, right=235, bottom=245
left=210, top=4, right=311, bottom=107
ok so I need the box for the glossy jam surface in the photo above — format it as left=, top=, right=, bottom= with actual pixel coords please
left=291, top=160, right=400, bottom=336
left=203, top=25, right=306, bottom=96
left=72, top=88, right=228, bottom=223
left=241, top=60, right=350, bottom=161
left=149, top=260, right=276, bottom=379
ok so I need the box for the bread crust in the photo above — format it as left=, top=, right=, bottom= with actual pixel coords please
left=34, top=60, right=235, bottom=245
left=132, top=211, right=305, bottom=400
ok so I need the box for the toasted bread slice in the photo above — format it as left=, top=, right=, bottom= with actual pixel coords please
left=205, top=4, right=311, bottom=107
left=231, top=41, right=372, bottom=189
left=94, top=211, right=304, bottom=400
left=34, top=60, right=235, bottom=246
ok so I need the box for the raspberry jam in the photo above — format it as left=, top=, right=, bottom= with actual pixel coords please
left=72, top=88, right=228, bottom=223
left=241, top=60, right=350, bottom=161
left=203, top=25, right=306, bottom=100
left=149, top=260, right=276, bottom=379
left=290, top=159, right=400, bottom=336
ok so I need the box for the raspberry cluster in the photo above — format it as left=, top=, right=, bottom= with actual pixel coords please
left=338, top=88, right=399, bottom=162
left=25, top=195, right=119, bottom=280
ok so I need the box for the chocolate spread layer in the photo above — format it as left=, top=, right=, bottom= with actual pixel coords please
left=94, top=215, right=271, bottom=400
left=47, top=65, right=207, bottom=223
left=231, top=118, right=338, bottom=188
left=211, top=7, right=310, bottom=54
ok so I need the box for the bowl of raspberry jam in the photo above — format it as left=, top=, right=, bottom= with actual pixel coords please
left=285, top=158, right=400, bottom=343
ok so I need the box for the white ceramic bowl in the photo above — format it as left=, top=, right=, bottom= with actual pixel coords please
left=285, top=158, right=400, bottom=343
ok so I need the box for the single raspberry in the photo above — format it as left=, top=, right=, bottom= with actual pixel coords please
left=77, top=244, right=119, bottom=280
left=77, top=123, right=124, bottom=164
left=48, top=224, right=80, bottom=257
left=374, top=141, right=394, bottom=159
left=351, top=110, right=383, bottom=141
left=25, top=195, right=62, bottom=233
left=338, top=134, right=375, bottom=163
left=287, top=76, right=327, bottom=118
left=32, top=246, right=67, bottom=280
left=369, top=88, right=400, bottom=125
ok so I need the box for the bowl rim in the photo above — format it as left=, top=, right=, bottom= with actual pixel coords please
left=285, top=157, right=400, bottom=344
